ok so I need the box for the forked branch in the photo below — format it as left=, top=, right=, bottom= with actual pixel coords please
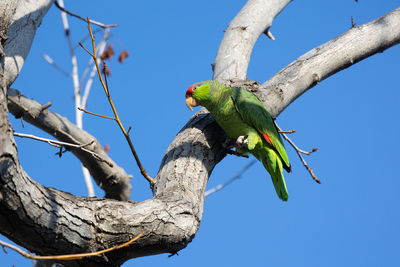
left=7, top=88, right=132, bottom=201
left=13, top=132, right=113, bottom=167
left=275, top=123, right=320, bottom=184
left=1, top=1, right=399, bottom=265
left=79, top=18, right=154, bottom=187
left=54, top=1, right=117, bottom=28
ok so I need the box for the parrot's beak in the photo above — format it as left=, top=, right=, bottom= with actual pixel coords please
left=185, top=96, right=199, bottom=111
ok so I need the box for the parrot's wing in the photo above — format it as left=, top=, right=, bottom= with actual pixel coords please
left=231, top=87, right=291, bottom=172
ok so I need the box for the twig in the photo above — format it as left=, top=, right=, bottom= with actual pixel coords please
left=351, top=16, right=356, bottom=28
left=0, top=233, right=143, bottom=260
left=80, top=29, right=111, bottom=109
left=40, top=101, right=52, bottom=111
left=42, top=54, right=71, bottom=77
left=72, top=28, right=103, bottom=50
left=58, top=0, right=95, bottom=197
left=80, top=18, right=154, bottom=187
left=79, top=43, right=94, bottom=57
left=54, top=1, right=117, bottom=29
left=13, top=132, right=113, bottom=167
left=275, top=123, right=320, bottom=184
left=264, top=27, right=276, bottom=40
left=77, top=107, right=115, bottom=120
left=205, top=160, right=256, bottom=197
left=278, top=129, right=296, bottom=134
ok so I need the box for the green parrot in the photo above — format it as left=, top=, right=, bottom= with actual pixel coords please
left=185, top=80, right=291, bottom=201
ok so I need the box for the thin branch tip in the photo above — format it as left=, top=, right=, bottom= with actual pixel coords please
left=265, top=29, right=275, bottom=40
left=14, top=132, right=114, bottom=167
left=40, top=101, right=52, bottom=111
left=279, top=129, right=296, bottom=134
left=78, top=107, right=115, bottom=120
left=0, top=233, right=143, bottom=261
left=205, top=160, right=256, bottom=197
left=275, top=123, right=321, bottom=184
left=55, top=2, right=116, bottom=28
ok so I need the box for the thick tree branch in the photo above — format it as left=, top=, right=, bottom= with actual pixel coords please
left=7, top=88, right=132, bottom=200
left=213, top=0, right=291, bottom=81
left=1, top=106, right=225, bottom=267
left=0, top=1, right=399, bottom=266
left=260, top=7, right=400, bottom=117
left=2, top=0, right=54, bottom=91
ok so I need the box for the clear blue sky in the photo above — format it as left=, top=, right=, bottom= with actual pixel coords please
left=3, top=1, right=400, bottom=266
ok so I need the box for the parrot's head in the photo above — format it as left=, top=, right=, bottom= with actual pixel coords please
left=185, top=81, right=211, bottom=111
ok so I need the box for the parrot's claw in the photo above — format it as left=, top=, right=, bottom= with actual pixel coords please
left=222, top=138, right=236, bottom=149
left=226, top=149, right=249, bottom=158
left=223, top=138, right=249, bottom=158
left=236, top=135, right=249, bottom=148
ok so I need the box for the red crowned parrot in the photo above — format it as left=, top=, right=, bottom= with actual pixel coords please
left=185, top=80, right=291, bottom=201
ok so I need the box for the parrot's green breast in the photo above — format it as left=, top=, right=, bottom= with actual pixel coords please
left=211, top=100, right=251, bottom=138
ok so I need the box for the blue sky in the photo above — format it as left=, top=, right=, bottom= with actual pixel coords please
left=3, top=1, right=400, bottom=266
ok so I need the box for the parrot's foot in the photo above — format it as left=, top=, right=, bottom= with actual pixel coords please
left=236, top=135, right=249, bottom=149
left=222, top=138, right=236, bottom=149
left=223, top=138, right=249, bottom=158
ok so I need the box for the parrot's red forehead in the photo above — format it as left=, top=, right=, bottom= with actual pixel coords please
left=185, top=84, right=195, bottom=97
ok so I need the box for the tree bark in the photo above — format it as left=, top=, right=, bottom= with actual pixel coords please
left=7, top=88, right=132, bottom=201
left=2, top=0, right=54, bottom=90
left=260, top=7, right=400, bottom=117
left=0, top=0, right=399, bottom=266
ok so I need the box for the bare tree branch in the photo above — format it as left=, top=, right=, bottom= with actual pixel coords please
left=2, top=0, right=54, bottom=90
left=81, top=29, right=110, bottom=110
left=205, top=160, right=256, bottom=197
left=0, top=1, right=399, bottom=266
left=79, top=20, right=154, bottom=186
left=213, top=0, right=291, bottom=81
left=42, top=53, right=71, bottom=77
left=7, top=88, right=132, bottom=200
left=260, top=7, right=400, bottom=118
left=13, top=132, right=113, bottom=167
left=58, top=0, right=96, bottom=197
left=275, top=123, right=320, bottom=183
left=54, top=0, right=117, bottom=29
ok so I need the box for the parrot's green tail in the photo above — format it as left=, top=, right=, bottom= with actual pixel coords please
left=261, top=148, right=289, bottom=201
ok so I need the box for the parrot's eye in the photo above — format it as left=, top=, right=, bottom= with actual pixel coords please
left=192, top=86, right=197, bottom=91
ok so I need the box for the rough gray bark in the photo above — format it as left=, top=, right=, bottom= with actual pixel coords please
left=7, top=88, right=132, bottom=201
left=0, top=0, right=399, bottom=266
left=0, top=0, right=18, bottom=95
left=260, top=7, right=400, bottom=117
left=2, top=0, right=54, bottom=90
